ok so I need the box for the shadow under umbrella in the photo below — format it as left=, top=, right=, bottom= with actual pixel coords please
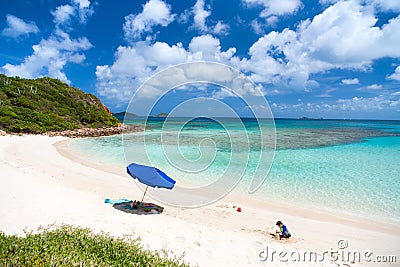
left=112, top=200, right=165, bottom=215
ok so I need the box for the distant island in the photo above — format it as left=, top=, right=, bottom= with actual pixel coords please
left=299, top=116, right=324, bottom=120
left=112, top=111, right=138, bottom=122
left=155, top=112, right=169, bottom=117
left=113, top=111, right=137, bottom=118
left=0, top=74, right=119, bottom=134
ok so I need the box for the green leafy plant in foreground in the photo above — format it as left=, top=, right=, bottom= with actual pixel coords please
left=0, top=225, right=190, bottom=267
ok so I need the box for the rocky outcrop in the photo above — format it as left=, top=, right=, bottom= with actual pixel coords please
left=101, top=103, right=113, bottom=115
left=46, top=124, right=144, bottom=138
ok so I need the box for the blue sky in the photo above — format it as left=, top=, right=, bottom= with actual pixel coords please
left=1, top=0, right=399, bottom=119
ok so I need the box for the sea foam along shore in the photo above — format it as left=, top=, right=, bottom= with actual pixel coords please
left=0, top=134, right=399, bottom=267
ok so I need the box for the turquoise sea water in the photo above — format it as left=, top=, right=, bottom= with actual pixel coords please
left=67, top=118, right=400, bottom=221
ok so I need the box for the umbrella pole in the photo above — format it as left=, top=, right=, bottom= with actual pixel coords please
left=141, top=185, right=149, bottom=202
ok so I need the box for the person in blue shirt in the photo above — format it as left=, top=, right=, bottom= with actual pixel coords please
left=276, top=221, right=291, bottom=239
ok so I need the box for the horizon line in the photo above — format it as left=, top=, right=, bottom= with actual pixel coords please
left=113, top=113, right=400, bottom=122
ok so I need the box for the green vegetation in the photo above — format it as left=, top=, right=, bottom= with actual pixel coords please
left=0, top=74, right=119, bottom=133
left=0, top=225, right=189, bottom=267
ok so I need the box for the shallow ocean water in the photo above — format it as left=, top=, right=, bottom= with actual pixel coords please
left=67, top=118, right=400, bottom=221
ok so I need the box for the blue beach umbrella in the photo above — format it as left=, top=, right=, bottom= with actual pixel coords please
left=126, top=163, right=176, bottom=201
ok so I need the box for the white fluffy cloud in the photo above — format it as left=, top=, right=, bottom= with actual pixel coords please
left=188, top=35, right=236, bottom=61
left=250, top=16, right=279, bottom=35
left=342, top=78, right=360, bottom=85
left=239, top=28, right=312, bottom=89
left=300, top=1, right=400, bottom=66
left=212, top=21, right=230, bottom=35
left=2, top=14, right=39, bottom=38
left=336, top=95, right=399, bottom=111
left=250, top=19, right=264, bottom=35
left=95, top=0, right=400, bottom=112
left=51, top=0, right=93, bottom=26
left=366, top=0, right=400, bottom=12
left=73, top=0, right=94, bottom=24
left=320, top=0, right=400, bottom=11
left=96, top=42, right=186, bottom=101
left=73, top=0, right=90, bottom=8
left=1, top=0, right=94, bottom=83
left=2, top=30, right=92, bottom=84
left=272, top=93, right=399, bottom=117
left=123, top=0, right=175, bottom=42
left=95, top=35, right=237, bottom=103
left=366, top=84, right=382, bottom=90
left=318, top=0, right=339, bottom=5
left=192, top=0, right=211, bottom=32
left=52, top=5, right=75, bottom=25
left=240, top=0, right=400, bottom=91
left=183, top=0, right=230, bottom=36
left=242, top=0, right=302, bottom=17
left=388, top=66, right=400, bottom=81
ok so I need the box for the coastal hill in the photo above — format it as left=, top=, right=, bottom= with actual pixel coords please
left=0, top=74, right=119, bottom=134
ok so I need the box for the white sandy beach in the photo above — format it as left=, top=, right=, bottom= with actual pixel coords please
left=0, top=135, right=399, bottom=267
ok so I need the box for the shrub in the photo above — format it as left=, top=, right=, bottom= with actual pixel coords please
left=0, top=225, right=190, bottom=267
